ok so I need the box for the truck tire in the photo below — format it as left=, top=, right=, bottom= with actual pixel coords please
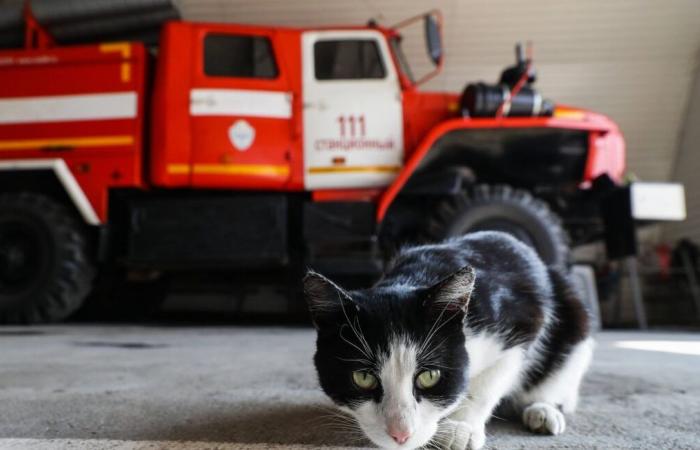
left=427, top=185, right=570, bottom=268
left=0, top=192, right=95, bottom=323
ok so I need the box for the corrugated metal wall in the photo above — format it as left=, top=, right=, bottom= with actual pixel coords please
left=178, top=0, right=700, bottom=241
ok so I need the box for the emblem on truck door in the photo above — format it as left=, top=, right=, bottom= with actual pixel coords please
left=228, top=119, right=255, bottom=151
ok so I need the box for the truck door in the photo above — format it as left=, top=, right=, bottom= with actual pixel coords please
left=189, top=29, right=292, bottom=189
left=302, top=31, right=404, bottom=190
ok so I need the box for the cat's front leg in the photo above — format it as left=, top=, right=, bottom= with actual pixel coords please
left=439, top=346, right=525, bottom=450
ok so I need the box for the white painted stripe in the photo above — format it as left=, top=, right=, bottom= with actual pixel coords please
left=190, top=88, right=292, bottom=119
left=0, top=159, right=100, bottom=225
left=0, top=92, right=138, bottom=125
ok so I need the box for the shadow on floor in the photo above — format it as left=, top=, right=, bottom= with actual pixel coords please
left=135, top=402, right=536, bottom=447
left=138, top=403, right=371, bottom=446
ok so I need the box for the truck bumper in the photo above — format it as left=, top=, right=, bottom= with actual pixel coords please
left=601, top=181, right=686, bottom=258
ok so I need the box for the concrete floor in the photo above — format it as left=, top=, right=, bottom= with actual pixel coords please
left=0, top=326, right=699, bottom=449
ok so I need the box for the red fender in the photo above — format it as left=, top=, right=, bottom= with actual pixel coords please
left=376, top=109, right=624, bottom=222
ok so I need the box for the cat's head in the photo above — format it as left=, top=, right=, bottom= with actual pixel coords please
left=304, top=266, right=475, bottom=449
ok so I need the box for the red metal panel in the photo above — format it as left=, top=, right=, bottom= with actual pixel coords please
left=275, top=29, right=305, bottom=191
left=401, top=89, right=458, bottom=159
left=150, top=23, right=306, bottom=191
left=184, top=24, right=297, bottom=190
left=584, top=130, right=626, bottom=184
left=0, top=42, right=147, bottom=222
left=150, top=22, right=194, bottom=187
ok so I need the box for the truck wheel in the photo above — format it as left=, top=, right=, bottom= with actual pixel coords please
left=0, top=193, right=95, bottom=323
left=428, top=185, right=570, bottom=268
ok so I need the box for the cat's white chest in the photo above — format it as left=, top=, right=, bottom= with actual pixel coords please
left=465, top=332, right=512, bottom=379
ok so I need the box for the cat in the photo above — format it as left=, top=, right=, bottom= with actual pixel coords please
left=304, top=231, right=593, bottom=449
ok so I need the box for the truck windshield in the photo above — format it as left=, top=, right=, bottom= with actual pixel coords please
left=390, top=37, right=415, bottom=83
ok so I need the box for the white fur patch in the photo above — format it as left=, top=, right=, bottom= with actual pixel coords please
left=515, top=337, right=594, bottom=413
left=464, top=332, right=509, bottom=379
left=445, top=333, right=526, bottom=450
left=458, top=337, right=525, bottom=424
left=349, top=337, right=453, bottom=449
left=380, top=338, right=419, bottom=434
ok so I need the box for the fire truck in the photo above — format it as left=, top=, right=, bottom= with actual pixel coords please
left=0, top=3, right=685, bottom=323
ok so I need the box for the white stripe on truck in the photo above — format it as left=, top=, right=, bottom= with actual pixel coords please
left=0, top=159, right=100, bottom=225
left=0, top=92, right=138, bottom=124
left=190, top=88, right=292, bottom=118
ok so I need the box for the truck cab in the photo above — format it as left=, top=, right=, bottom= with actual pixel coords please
left=150, top=21, right=414, bottom=192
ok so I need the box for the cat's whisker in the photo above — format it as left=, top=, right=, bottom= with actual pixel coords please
left=336, top=356, right=374, bottom=366
left=423, top=435, right=440, bottom=449
left=418, top=336, right=451, bottom=363
left=315, top=409, right=355, bottom=420
left=419, top=307, right=463, bottom=360
left=339, top=324, right=373, bottom=361
left=322, top=422, right=361, bottom=431
left=313, top=417, right=357, bottom=427
left=353, top=314, right=374, bottom=359
left=417, top=300, right=452, bottom=356
left=308, top=407, right=358, bottom=427
left=320, top=422, right=358, bottom=431
left=315, top=416, right=364, bottom=437
left=426, top=427, right=451, bottom=449
left=318, top=417, right=364, bottom=434
left=421, top=363, right=457, bottom=371
left=313, top=411, right=354, bottom=421
left=419, top=342, right=447, bottom=362
left=338, top=293, right=374, bottom=360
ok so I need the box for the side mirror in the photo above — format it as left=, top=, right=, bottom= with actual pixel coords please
left=424, top=13, right=442, bottom=66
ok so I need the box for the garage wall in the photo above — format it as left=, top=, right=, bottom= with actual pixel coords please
left=178, top=0, right=700, bottom=240
left=666, top=68, right=700, bottom=243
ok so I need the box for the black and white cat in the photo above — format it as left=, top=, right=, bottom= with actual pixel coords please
left=305, top=231, right=593, bottom=449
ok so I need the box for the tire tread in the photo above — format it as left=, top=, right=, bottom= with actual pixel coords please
left=0, top=192, right=95, bottom=324
left=427, top=184, right=570, bottom=268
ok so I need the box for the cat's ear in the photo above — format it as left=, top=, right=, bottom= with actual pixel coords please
left=426, top=265, right=476, bottom=313
left=304, top=271, right=355, bottom=329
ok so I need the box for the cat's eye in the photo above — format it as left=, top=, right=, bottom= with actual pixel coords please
left=352, top=371, right=378, bottom=390
left=416, top=369, right=441, bottom=389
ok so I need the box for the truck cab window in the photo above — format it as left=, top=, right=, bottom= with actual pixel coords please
left=314, top=39, right=385, bottom=80
left=204, top=34, right=278, bottom=78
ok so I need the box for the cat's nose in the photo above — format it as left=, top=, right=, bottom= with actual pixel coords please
left=388, top=427, right=411, bottom=445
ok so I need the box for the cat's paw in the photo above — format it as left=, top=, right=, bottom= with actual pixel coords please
left=522, top=402, right=566, bottom=435
left=439, top=418, right=486, bottom=450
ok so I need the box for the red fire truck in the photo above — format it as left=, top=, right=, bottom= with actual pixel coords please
left=0, top=5, right=685, bottom=323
